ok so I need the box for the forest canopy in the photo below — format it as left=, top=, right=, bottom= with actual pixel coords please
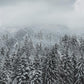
left=0, top=29, right=84, bottom=84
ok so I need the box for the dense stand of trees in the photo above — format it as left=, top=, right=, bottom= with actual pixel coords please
left=0, top=33, right=84, bottom=84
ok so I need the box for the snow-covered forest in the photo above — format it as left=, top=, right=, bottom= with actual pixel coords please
left=0, top=28, right=84, bottom=84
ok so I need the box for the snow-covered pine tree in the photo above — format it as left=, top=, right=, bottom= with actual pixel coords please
left=30, top=51, right=42, bottom=84
left=42, top=43, right=62, bottom=84
left=75, top=57, right=84, bottom=84
left=3, top=47, right=13, bottom=84
left=60, top=35, right=76, bottom=84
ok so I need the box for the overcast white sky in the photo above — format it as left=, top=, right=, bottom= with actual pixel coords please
left=0, top=0, right=84, bottom=31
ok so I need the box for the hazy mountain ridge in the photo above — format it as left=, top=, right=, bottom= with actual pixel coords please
left=0, top=25, right=82, bottom=49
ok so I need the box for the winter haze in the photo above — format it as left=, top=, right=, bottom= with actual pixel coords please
left=0, top=0, right=84, bottom=33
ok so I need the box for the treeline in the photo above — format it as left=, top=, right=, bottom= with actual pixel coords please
left=0, top=34, right=84, bottom=84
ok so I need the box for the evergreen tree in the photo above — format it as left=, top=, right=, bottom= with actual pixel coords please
left=75, top=57, right=84, bottom=84
left=42, top=44, right=62, bottom=84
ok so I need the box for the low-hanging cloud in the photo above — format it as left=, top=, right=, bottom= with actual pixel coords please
left=0, top=0, right=84, bottom=31
left=0, top=0, right=76, bottom=6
